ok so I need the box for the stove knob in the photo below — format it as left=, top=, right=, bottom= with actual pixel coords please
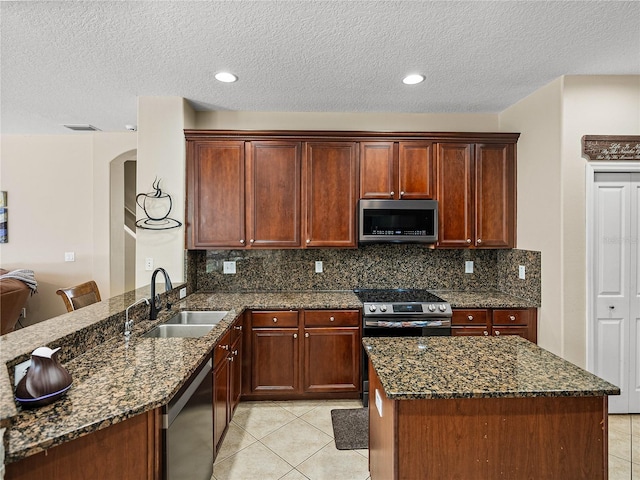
left=438, top=304, right=447, bottom=312
left=428, top=304, right=436, bottom=312
left=379, top=305, right=387, bottom=312
left=369, top=305, right=377, bottom=312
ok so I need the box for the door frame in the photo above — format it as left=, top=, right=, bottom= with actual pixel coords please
left=586, top=161, right=640, bottom=373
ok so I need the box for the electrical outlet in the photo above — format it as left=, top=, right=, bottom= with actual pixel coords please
left=179, top=287, right=187, bottom=299
left=15, top=360, right=31, bottom=386
left=223, top=261, right=236, bottom=274
left=145, top=257, right=153, bottom=271
left=64, top=252, right=75, bottom=262
left=465, top=261, right=474, bottom=274
left=519, top=265, right=526, bottom=279
left=315, top=261, right=323, bottom=273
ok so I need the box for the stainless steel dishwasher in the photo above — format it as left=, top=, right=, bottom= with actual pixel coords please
left=163, top=356, right=213, bottom=480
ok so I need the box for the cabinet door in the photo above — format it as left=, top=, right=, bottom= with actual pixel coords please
left=186, top=141, right=246, bottom=248
left=304, top=142, right=358, bottom=247
left=492, top=308, right=537, bottom=343
left=398, top=142, right=434, bottom=199
left=230, top=334, right=242, bottom=415
left=360, top=142, right=396, bottom=199
left=475, top=143, right=515, bottom=248
left=213, top=349, right=230, bottom=451
left=303, top=327, right=361, bottom=393
left=251, top=328, right=300, bottom=393
left=436, top=143, right=474, bottom=247
left=246, top=141, right=301, bottom=247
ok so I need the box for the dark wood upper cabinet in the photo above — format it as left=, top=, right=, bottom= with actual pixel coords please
left=436, top=142, right=516, bottom=248
left=186, top=140, right=245, bottom=249
left=360, top=141, right=434, bottom=199
left=304, top=142, right=358, bottom=248
left=246, top=141, right=301, bottom=248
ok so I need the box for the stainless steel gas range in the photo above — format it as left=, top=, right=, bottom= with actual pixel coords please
left=354, top=288, right=453, bottom=406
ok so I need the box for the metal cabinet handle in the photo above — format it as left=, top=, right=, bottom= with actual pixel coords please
left=272, top=317, right=278, bottom=323
left=240, top=239, right=245, bottom=244
left=483, top=331, right=489, bottom=336
left=509, top=315, right=516, bottom=321
left=293, top=333, right=298, bottom=339
left=390, top=191, right=395, bottom=197
left=306, top=239, right=310, bottom=244
left=305, top=332, right=309, bottom=338
left=495, top=330, right=501, bottom=336
left=228, top=355, right=233, bottom=362
left=477, top=239, right=482, bottom=244
left=330, top=316, right=335, bottom=322
left=250, top=239, right=254, bottom=244
left=466, top=239, right=472, bottom=244
left=232, top=349, right=238, bottom=356
left=219, top=344, right=229, bottom=350
left=234, top=325, right=243, bottom=331
left=400, top=191, right=405, bottom=197
left=468, top=315, right=474, bottom=321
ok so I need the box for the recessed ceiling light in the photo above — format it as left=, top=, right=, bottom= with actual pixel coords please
left=215, top=72, right=238, bottom=83
left=402, top=74, right=425, bottom=85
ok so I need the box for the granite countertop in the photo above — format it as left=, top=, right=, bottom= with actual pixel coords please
left=3, top=290, right=360, bottom=463
left=2, top=288, right=535, bottom=463
left=433, top=290, right=539, bottom=308
left=363, top=336, right=620, bottom=400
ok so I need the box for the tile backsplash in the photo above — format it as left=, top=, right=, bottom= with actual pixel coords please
left=187, top=245, right=540, bottom=304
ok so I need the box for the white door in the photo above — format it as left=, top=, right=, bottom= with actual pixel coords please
left=592, top=172, right=640, bottom=413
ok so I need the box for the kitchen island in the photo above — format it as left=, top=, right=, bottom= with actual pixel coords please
left=363, top=336, right=619, bottom=480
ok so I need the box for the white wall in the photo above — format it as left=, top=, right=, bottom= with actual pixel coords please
left=499, top=77, right=564, bottom=357
left=0, top=132, right=136, bottom=324
left=500, top=75, right=640, bottom=367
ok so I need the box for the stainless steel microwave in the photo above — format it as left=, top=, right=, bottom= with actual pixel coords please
left=358, top=199, right=438, bottom=244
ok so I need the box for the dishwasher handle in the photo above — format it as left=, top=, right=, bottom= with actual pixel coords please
left=163, top=358, right=212, bottom=429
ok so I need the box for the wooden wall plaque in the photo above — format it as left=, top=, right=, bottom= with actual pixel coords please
left=582, top=135, right=640, bottom=161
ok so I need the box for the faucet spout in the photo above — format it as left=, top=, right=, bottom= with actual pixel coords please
left=150, top=267, right=173, bottom=320
left=125, top=297, right=150, bottom=337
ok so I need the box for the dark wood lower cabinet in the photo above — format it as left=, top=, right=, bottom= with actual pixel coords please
left=452, top=307, right=537, bottom=342
left=213, top=338, right=231, bottom=451
left=6, top=409, right=161, bottom=480
left=244, top=309, right=361, bottom=400
left=368, top=363, right=608, bottom=480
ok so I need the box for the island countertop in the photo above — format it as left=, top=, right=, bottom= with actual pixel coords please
left=363, top=336, right=619, bottom=400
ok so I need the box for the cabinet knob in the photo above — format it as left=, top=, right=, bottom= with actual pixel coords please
left=219, top=344, right=229, bottom=350
left=273, top=317, right=278, bottom=323
left=466, top=239, right=472, bottom=244
left=509, top=315, right=516, bottom=321
left=330, top=316, right=335, bottom=322
left=306, top=239, right=310, bottom=244
left=293, top=333, right=298, bottom=339
left=477, top=239, right=482, bottom=244
left=305, top=332, right=309, bottom=338
left=234, top=325, right=243, bottom=331
left=240, top=239, right=245, bottom=244
left=228, top=355, right=233, bottom=362
left=232, top=349, right=238, bottom=356
left=400, top=191, right=405, bottom=197
left=250, top=239, right=254, bottom=244
left=495, top=330, right=501, bottom=336
left=390, top=191, right=395, bottom=197
left=468, top=315, right=474, bottom=321
left=483, top=330, right=489, bottom=336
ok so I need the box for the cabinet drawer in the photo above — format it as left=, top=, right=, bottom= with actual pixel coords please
left=252, top=310, right=299, bottom=328
left=452, top=309, right=488, bottom=326
left=493, top=309, right=530, bottom=326
left=214, top=331, right=231, bottom=365
left=305, top=310, right=360, bottom=327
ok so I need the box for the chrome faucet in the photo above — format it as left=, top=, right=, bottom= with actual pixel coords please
left=150, top=267, right=173, bottom=320
left=125, top=297, right=150, bottom=337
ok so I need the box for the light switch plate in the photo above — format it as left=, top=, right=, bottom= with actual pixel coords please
left=519, top=265, right=526, bottom=279
left=465, top=261, right=474, bottom=274
left=223, top=261, right=236, bottom=274
left=145, top=257, right=153, bottom=271
left=64, top=252, right=75, bottom=262
left=315, top=261, right=323, bottom=273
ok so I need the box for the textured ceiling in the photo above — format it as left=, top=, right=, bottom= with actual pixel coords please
left=1, top=1, right=639, bottom=134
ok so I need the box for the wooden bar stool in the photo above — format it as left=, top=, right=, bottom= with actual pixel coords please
left=56, top=281, right=101, bottom=312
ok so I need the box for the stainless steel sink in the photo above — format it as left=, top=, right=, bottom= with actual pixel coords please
left=142, top=324, right=215, bottom=338
left=142, top=310, right=229, bottom=338
left=164, top=311, right=229, bottom=325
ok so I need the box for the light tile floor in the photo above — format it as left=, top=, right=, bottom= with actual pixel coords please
left=609, top=414, right=640, bottom=479
left=213, top=404, right=636, bottom=479
left=212, top=399, right=370, bottom=480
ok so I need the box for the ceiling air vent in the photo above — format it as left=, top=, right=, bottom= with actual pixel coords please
left=63, top=124, right=101, bottom=131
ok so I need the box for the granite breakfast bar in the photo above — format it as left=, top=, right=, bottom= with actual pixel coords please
left=363, top=336, right=620, bottom=480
